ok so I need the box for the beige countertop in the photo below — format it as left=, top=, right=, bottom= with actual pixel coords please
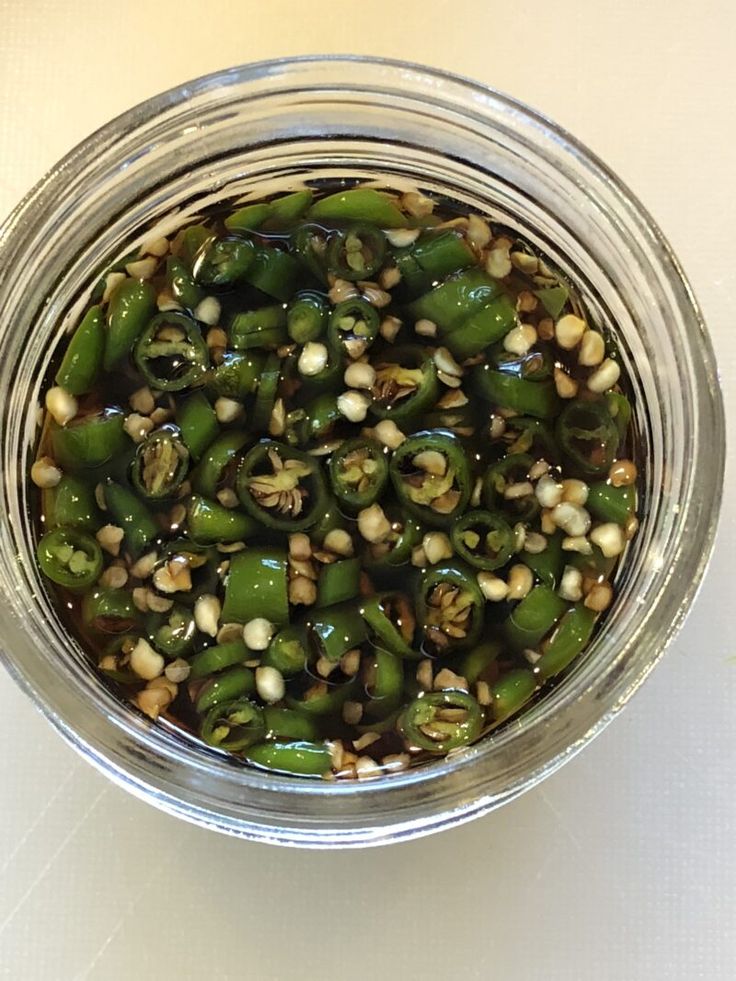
left=1, top=2, right=734, bottom=978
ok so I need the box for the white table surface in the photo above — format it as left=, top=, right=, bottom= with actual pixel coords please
left=1, top=2, right=734, bottom=978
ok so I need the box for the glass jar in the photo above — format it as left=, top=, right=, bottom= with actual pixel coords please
left=0, top=57, right=724, bottom=847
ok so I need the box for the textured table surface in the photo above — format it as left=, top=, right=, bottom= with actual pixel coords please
left=1, top=2, right=734, bottom=978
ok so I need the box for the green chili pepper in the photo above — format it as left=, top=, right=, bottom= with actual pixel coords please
left=165, top=256, right=204, bottom=310
left=328, top=298, right=380, bottom=355
left=148, top=603, right=196, bottom=658
left=364, top=648, right=403, bottom=719
left=221, top=547, right=289, bottom=624
left=308, top=188, right=407, bottom=228
left=298, top=393, right=342, bottom=443
left=363, top=514, right=422, bottom=570
left=37, top=527, right=103, bottom=590
left=309, top=494, right=349, bottom=547
left=177, top=224, right=211, bottom=268
left=451, top=509, right=515, bottom=571
left=200, top=696, right=264, bottom=751
left=82, top=586, right=138, bottom=633
left=191, top=431, right=248, bottom=499
left=262, top=625, right=308, bottom=676
left=51, top=409, right=127, bottom=470
left=326, top=224, right=386, bottom=281
left=209, top=351, right=266, bottom=397
left=587, top=481, right=636, bottom=524
left=493, top=346, right=554, bottom=382
left=230, top=306, right=288, bottom=350
left=536, top=604, right=597, bottom=681
left=361, top=592, right=416, bottom=658
left=393, top=230, right=475, bottom=299
left=520, top=530, right=564, bottom=588
left=408, top=267, right=501, bottom=326
left=131, top=428, right=189, bottom=499
left=534, top=285, right=569, bottom=318
left=446, top=295, right=518, bottom=359
left=187, top=494, right=257, bottom=545
left=44, top=474, right=100, bottom=530
left=500, top=416, right=559, bottom=462
left=103, top=479, right=159, bottom=558
left=263, top=706, right=318, bottom=741
left=556, top=398, right=620, bottom=475
left=224, top=203, right=273, bottom=233
left=236, top=440, right=327, bottom=532
left=308, top=601, right=368, bottom=662
left=389, top=430, right=471, bottom=528
left=457, top=640, right=501, bottom=686
left=243, top=247, right=301, bottom=301
left=133, top=312, right=209, bottom=392
left=316, top=558, right=361, bottom=608
left=328, top=437, right=389, bottom=512
left=267, top=190, right=313, bottom=226
left=55, top=306, right=105, bottom=395
left=287, top=291, right=328, bottom=343
left=417, top=560, right=485, bottom=652
left=104, top=279, right=157, bottom=370
left=291, top=224, right=329, bottom=283
left=287, top=677, right=359, bottom=717
left=399, top=690, right=483, bottom=753
left=491, top=669, right=537, bottom=722
left=245, top=740, right=332, bottom=775
left=503, top=585, right=568, bottom=652
left=194, top=236, right=255, bottom=288
left=471, top=364, right=561, bottom=419
left=176, top=392, right=220, bottom=461
left=606, top=392, right=632, bottom=443
left=196, top=667, right=256, bottom=715
left=482, top=453, right=538, bottom=523
left=189, top=640, right=248, bottom=680
left=251, top=353, right=281, bottom=433
left=369, top=346, right=439, bottom=423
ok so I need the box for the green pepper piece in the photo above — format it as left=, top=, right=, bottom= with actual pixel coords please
left=445, top=294, right=518, bottom=359
left=493, top=346, right=554, bottom=382
left=451, top=509, right=515, bottom=571
left=536, top=604, right=597, bottom=681
left=236, top=440, right=327, bottom=532
left=457, top=640, right=501, bottom=686
left=503, top=585, right=568, bottom=652
left=266, top=190, right=313, bottom=225
left=191, top=430, right=248, bottom=499
left=133, top=312, right=209, bottom=392
left=369, top=346, right=439, bottom=424
left=308, top=601, right=368, bottom=662
left=287, top=677, right=359, bottom=717
left=287, top=291, right=328, bottom=344
left=263, top=707, right=319, bottom=741
left=389, top=429, right=471, bottom=529
left=224, top=203, right=273, bottom=233
left=262, top=625, right=308, bottom=677
left=363, top=514, right=423, bottom=570
left=176, top=392, right=220, bottom=461
left=291, top=223, right=329, bottom=283
left=149, top=603, right=196, bottom=658
left=500, top=416, right=559, bottom=462
left=491, top=669, right=537, bottom=722
left=326, top=224, right=386, bottom=281
left=361, top=593, right=416, bottom=658
left=189, top=640, right=248, bottom=680
left=55, top=306, right=105, bottom=395
left=245, top=740, right=331, bottom=775
left=103, top=479, right=159, bottom=558
left=309, top=494, right=349, bottom=547
left=165, top=256, right=204, bottom=310
left=43, top=474, right=100, bottom=530
left=221, top=547, right=289, bottom=624
left=364, top=648, right=403, bottom=719
left=399, top=690, right=483, bottom=753
left=131, top=428, right=189, bottom=500
left=196, top=667, right=256, bottom=715
left=408, top=267, right=501, bottom=326
left=327, top=298, right=380, bottom=355
left=177, top=224, right=211, bottom=268
left=328, top=437, right=389, bottom=513
left=82, top=586, right=138, bottom=633
left=243, top=247, right=300, bottom=301
left=251, top=353, right=281, bottom=433
left=587, top=481, right=636, bottom=524
left=230, top=306, right=288, bottom=350
left=394, top=229, right=475, bottom=299
left=316, top=557, right=361, bottom=608
left=187, top=494, right=257, bottom=545
left=471, top=364, right=561, bottom=419
left=209, top=351, right=266, bottom=397
left=481, top=453, right=538, bottom=523
left=418, top=560, right=485, bottom=653
left=520, top=530, right=564, bottom=588
left=606, top=392, right=632, bottom=443
left=104, top=279, right=157, bottom=370
left=36, top=527, right=103, bottom=590
left=308, top=188, right=407, bottom=228
left=194, top=236, right=255, bottom=288
left=298, top=393, right=341, bottom=443
left=534, top=285, right=569, bottom=318
left=50, top=409, right=127, bottom=470
left=200, top=696, right=264, bottom=751
left=556, top=398, right=620, bottom=475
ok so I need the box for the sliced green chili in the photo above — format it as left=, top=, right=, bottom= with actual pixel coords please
left=307, top=188, right=407, bottom=228
left=329, top=437, right=388, bottom=512
left=364, top=648, right=403, bottom=719
left=165, top=256, right=204, bottom=310
left=133, top=312, right=209, bottom=392
left=82, top=587, right=137, bottom=633
left=556, top=398, right=620, bottom=475
left=104, top=279, right=157, bottom=370
left=189, top=640, right=248, bottom=680
left=326, top=224, right=386, bottom=281
left=490, top=669, right=537, bottom=722
left=55, top=306, right=105, bottom=395
left=417, top=560, right=485, bottom=652
left=191, top=430, right=248, bottom=499
left=36, top=527, right=103, bottom=590
left=361, top=592, right=416, bottom=658
left=389, top=430, right=471, bottom=528
left=328, top=298, right=380, bottom=356
left=200, top=696, right=264, bottom=751
left=243, top=247, right=301, bottom=301
left=176, top=392, right=220, bottom=461
left=230, top=306, right=288, bottom=350
left=194, top=236, right=255, bottom=288
left=482, top=453, right=538, bottom=523
left=263, top=706, right=318, bottom=741
left=44, top=475, right=100, bottom=530
left=587, top=481, right=636, bottom=524
left=251, top=353, right=281, bottom=433
left=131, top=428, right=189, bottom=499
left=187, top=494, right=257, bottom=545
left=287, top=291, right=328, bottom=344
left=51, top=409, right=127, bottom=470
left=236, top=440, right=326, bottom=532
left=209, top=351, right=265, bottom=397
left=262, top=625, right=308, bottom=676
left=308, top=601, right=368, bottom=662
left=536, top=604, right=597, bottom=681
left=503, top=585, right=567, bottom=652
left=520, top=530, right=564, bottom=588
left=103, top=479, right=159, bottom=558
left=221, top=547, right=289, bottom=624
left=148, top=603, right=196, bottom=658
left=316, top=558, right=361, bottom=608
left=534, top=285, right=569, bottom=318
left=369, top=346, right=439, bottom=424
left=471, top=364, right=561, bottom=419
left=399, top=690, right=483, bottom=753
left=451, top=509, right=515, bottom=571
left=245, top=740, right=331, bottom=775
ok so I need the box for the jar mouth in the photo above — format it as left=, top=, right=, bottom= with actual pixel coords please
left=0, top=56, right=725, bottom=847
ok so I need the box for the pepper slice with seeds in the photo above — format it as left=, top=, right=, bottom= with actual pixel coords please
left=328, top=437, right=389, bottom=512
left=417, top=560, right=485, bottom=653
left=236, top=440, right=327, bottom=532
left=131, top=428, right=189, bottom=500
left=389, top=430, right=471, bottom=528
